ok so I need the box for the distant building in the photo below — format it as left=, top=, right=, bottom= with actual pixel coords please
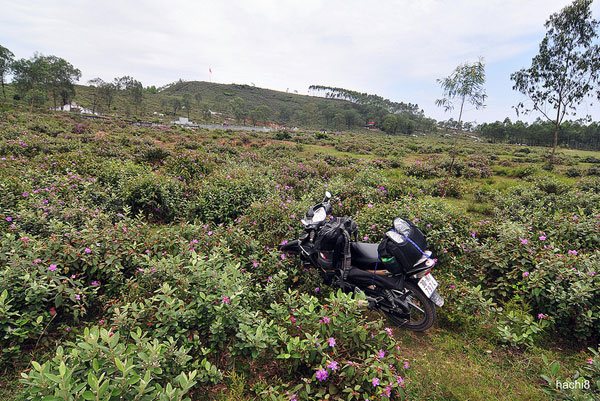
left=170, top=117, right=198, bottom=126
left=51, top=101, right=97, bottom=115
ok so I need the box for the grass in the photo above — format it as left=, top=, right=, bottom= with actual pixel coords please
left=394, top=328, right=576, bottom=401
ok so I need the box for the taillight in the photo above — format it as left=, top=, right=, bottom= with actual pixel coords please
left=413, top=268, right=432, bottom=278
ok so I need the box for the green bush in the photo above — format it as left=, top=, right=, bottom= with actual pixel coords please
left=21, top=327, right=205, bottom=401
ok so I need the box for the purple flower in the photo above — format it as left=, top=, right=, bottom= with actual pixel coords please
left=322, top=316, right=330, bottom=324
left=450, top=285, right=456, bottom=290
left=252, top=260, right=259, bottom=268
left=568, top=250, right=578, bottom=256
left=22, top=192, right=28, bottom=197
left=520, top=238, right=528, bottom=245
left=471, top=233, right=476, bottom=238
left=404, top=361, right=409, bottom=369
left=5, top=216, right=12, bottom=222
left=384, top=327, right=393, bottom=336
left=314, top=287, right=319, bottom=292
left=538, top=313, right=545, bottom=319
left=367, top=203, right=373, bottom=208
left=328, top=337, right=336, bottom=347
left=84, top=247, right=91, bottom=254
left=207, top=231, right=213, bottom=236
left=75, top=294, right=81, bottom=300
left=91, top=281, right=99, bottom=286
left=49, top=264, right=57, bottom=272
left=523, top=272, right=529, bottom=277
left=316, top=368, right=328, bottom=382
left=327, top=361, right=338, bottom=371
left=377, top=349, right=385, bottom=359
left=539, top=236, right=546, bottom=241
left=372, top=377, right=380, bottom=387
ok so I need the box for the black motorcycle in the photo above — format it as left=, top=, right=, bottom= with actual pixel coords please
left=281, top=192, right=444, bottom=331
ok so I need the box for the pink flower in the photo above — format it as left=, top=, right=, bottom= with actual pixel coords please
left=367, top=203, right=373, bottom=208
left=450, top=285, right=456, bottom=290
left=377, top=349, right=385, bottom=359
left=328, top=337, right=336, bottom=347
left=316, top=369, right=328, bottom=382
left=520, top=238, right=528, bottom=245
left=322, top=316, right=330, bottom=324
left=539, top=236, right=546, bottom=241
left=523, top=272, right=529, bottom=277
left=207, top=231, right=213, bottom=236
left=49, top=264, right=57, bottom=272
left=252, top=260, right=259, bottom=268
left=84, top=248, right=91, bottom=254
left=221, top=296, right=230, bottom=304
left=588, top=358, right=594, bottom=365
left=538, top=313, right=545, bottom=319
left=327, top=361, right=338, bottom=371
left=404, top=362, right=409, bottom=369
left=22, top=192, right=28, bottom=197
left=91, top=281, right=99, bottom=286
left=384, top=327, right=393, bottom=336
left=471, top=233, right=476, bottom=238
left=5, top=216, right=12, bottom=222
left=315, top=287, right=320, bottom=292
left=372, top=377, right=380, bottom=387
left=75, top=294, right=81, bottom=300
left=568, top=250, right=578, bottom=256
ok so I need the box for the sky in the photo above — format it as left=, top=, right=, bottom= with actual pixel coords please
left=2, top=0, right=600, bottom=124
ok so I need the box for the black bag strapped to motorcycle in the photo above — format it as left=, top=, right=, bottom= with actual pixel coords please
left=314, top=217, right=357, bottom=280
left=377, top=218, right=428, bottom=274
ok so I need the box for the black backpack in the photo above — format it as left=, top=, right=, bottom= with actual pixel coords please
left=314, top=217, right=358, bottom=271
left=377, top=218, right=427, bottom=274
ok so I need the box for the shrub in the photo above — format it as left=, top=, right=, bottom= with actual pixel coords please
left=20, top=327, right=206, bottom=400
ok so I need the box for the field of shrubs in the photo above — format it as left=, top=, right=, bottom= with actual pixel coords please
left=1, top=108, right=599, bottom=400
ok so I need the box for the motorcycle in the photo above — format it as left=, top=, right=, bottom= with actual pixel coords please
left=280, top=192, right=444, bottom=331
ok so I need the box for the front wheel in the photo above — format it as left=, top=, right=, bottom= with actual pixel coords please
left=385, top=281, right=436, bottom=332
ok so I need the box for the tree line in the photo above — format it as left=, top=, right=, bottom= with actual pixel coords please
left=478, top=118, right=600, bottom=150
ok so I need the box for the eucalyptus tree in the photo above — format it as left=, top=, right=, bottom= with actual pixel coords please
left=0, top=45, right=14, bottom=99
left=511, top=0, right=600, bottom=161
left=435, top=57, right=486, bottom=196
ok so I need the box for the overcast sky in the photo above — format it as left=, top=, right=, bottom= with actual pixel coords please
left=2, top=0, right=600, bottom=124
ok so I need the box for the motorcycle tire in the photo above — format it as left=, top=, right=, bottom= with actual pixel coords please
left=385, top=281, right=436, bottom=332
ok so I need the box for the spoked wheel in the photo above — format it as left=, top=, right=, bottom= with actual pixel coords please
left=385, top=282, right=436, bottom=332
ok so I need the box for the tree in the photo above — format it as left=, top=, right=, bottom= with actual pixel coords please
left=11, top=53, right=51, bottom=111
left=436, top=57, right=487, bottom=127
left=88, top=77, right=105, bottom=114
left=114, top=76, right=143, bottom=115
left=229, top=97, right=247, bottom=124
left=436, top=57, right=486, bottom=196
left=182, top=93, right=193, bottom=119
left=168, top=97, right=182, bottom=116
left=98, top=81, right=116, bottom=112
left=383, top=114, right=398, bottom=134
left=194, top=92, right=202, bottom=107
left=0, top=45, right=14, bottom=99
left=511, top=0, right=600, bottom=161
left=45, top=55, right=81, bottom=109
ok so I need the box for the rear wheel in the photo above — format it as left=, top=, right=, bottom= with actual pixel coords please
left=385, top=281, right=436, bottom=331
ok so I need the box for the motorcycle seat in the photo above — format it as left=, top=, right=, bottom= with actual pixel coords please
left=350, top=242, right=380, bottom=270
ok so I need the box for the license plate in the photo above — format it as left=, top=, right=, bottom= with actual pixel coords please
left=418, top=274, right=438, bottom=298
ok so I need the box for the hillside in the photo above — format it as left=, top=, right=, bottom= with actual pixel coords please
left=67, top=80, right=436, bottom=132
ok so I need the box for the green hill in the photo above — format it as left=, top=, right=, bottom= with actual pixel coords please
left=70, top=80, right=436, bottom=132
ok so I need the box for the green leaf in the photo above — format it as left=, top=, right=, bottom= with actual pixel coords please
left=82, top=391, right=95, bottom=400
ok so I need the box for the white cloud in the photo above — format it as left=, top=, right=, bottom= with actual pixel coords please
left=1, top=0, right=599, bottom=122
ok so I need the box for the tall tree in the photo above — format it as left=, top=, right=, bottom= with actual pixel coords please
left=46, top=55, right=81, bottom=109
left=435, top=57, right=487, bottom=196
left=0, top=45, right=14, bottom=99
left=98, top=81, right=116, bottom=112
left=11, top=53, right=50, bottom=111
left=88, top=77, right=105, bottom=113
left=183, top=93, right=193, bottom=119
left=511, top=0, right=600, bottom=161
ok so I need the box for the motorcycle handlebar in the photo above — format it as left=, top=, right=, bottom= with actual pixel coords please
left=279, top=239, right=300, bottom=254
